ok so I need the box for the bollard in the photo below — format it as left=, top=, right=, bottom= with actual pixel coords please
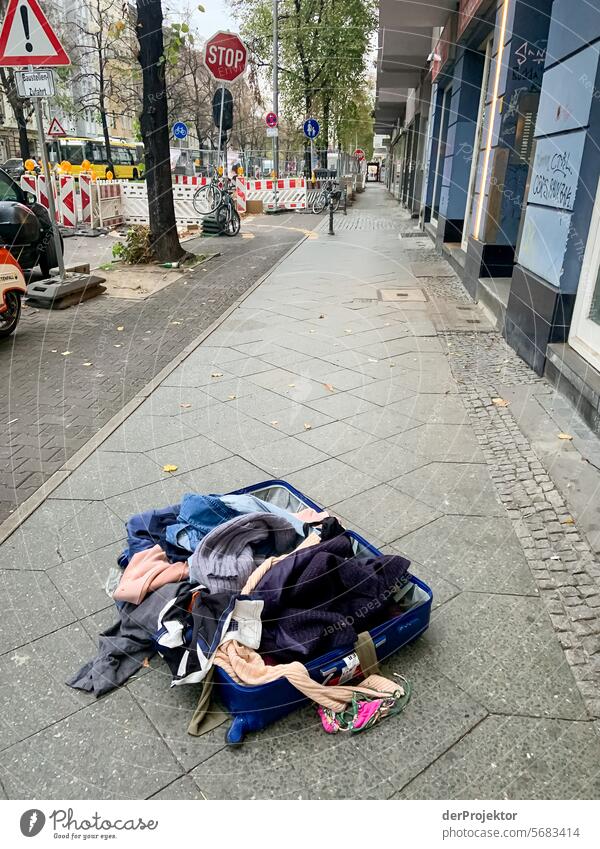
left=328, top=195, right=335, bottom=236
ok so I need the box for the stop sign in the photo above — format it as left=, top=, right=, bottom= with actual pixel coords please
left=354, top=148, right=366, bottom=162
left=204, top=31, right=248, bottom=83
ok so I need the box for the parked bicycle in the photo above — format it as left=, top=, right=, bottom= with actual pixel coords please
left=192, top=171, right=224, bottom=216
left=192, top=172, right=241, bottom=236
left=215, top=185, right=241, bottom=237
left=312, top=179, right=343, bottom=214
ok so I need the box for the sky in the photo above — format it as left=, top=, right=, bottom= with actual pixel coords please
left=167, top=0, right=237, bottom=38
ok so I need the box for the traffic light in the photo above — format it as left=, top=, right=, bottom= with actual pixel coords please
left=213, top=88, right=234, bottom=132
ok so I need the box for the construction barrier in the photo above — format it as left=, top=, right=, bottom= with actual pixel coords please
left=236, top=177, right=247, bottom=214
left=245, top=177, right=307, bottom=211
left=20, top=172, right=78, bottom=229
left=97, top=182, right=124, bottom=228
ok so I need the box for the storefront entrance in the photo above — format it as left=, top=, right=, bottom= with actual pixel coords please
left=569, top=178, right=600, bottom=373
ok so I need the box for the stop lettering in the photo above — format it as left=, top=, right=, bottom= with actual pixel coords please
left=204, top=31, right=248, bottom=83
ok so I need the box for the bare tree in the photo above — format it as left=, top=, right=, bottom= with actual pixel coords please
left=63, top=0, right=137, bottom=172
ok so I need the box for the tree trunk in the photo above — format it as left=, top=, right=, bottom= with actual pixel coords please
left=135, top=0, right=185, bottom=262
left=0, top=68, right=30, bottom=160
left=98, top=65, right=113, bottom=175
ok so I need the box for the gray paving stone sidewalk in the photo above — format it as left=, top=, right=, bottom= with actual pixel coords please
left=1, top=185, right=600, bottom=800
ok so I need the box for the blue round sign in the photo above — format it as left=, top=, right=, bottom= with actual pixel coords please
left=172, top=121, right=188, bottom=140
left=303, top=118, right=320, bottom=140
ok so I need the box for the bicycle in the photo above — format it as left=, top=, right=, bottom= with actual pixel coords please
left=192, top=172, right=224, bottom=216
left=312, top=179, right=342, bottom=214
left=215, top=186, right=241, bottom=236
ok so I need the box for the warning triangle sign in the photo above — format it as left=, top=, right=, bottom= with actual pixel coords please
left=47, top=116, right=66, bottom=136
left=0, top=0, right=71, bottom=67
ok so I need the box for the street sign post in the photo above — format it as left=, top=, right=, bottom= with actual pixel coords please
left=0, top=0, right=70, bottom=289
left=266, top=127, right=278, bottom=138
left=172, top=121, right=188, bottom=141
left=15, top=67, right=54, bottom=96
left=204, top=31, right=247, bottom=173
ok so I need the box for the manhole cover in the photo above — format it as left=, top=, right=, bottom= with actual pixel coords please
left=378, top=288, right=428, bottom=302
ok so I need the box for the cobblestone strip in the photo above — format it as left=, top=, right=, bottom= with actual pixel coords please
left=443, top=330, right=600, bottom=718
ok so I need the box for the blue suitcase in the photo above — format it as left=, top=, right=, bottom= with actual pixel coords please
left=213, top=479, right=433, bottom=745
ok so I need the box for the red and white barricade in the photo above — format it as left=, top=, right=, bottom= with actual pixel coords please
left=58, top=175, right=77, bottom=229
left=236, top=176, right=247, bottom=213
left=174, top=175, right=209, bottom=187
left=78, top=173, right=94, bottom=227
left=20, top=172, right=77, bottom=228
left=96, top=181, right=124, bottom=228
left=20, top=173, right=37, bottom=196
left=245, top=177, right=306, bottom=210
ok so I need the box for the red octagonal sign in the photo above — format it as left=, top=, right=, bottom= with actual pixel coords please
left=204, top=30, right=248, bottom=83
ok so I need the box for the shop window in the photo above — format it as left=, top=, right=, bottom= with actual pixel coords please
left=570, top=177, right=600, bottom=373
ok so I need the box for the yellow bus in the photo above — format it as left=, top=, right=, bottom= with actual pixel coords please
left=46, top=137, right=145, bottom=179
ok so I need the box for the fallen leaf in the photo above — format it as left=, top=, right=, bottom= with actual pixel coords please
left=82, top=362, right=92, bottom=367
left=344, top=329, right=352, bottom=334
left=61, top=350, right=71, bottom=356
left=170, top=320, right=182, bottom=325
left=368, top=358, right=378, bottom=363
left=308, top=329, right=316, bottom=333
left=324, top=383, right=335, bottom=392
left=492, top=397, right=510, bottom=407
left=210, top=372, right=223, bottom=378
left=114, top=344, right=122, bottom=348
left=162, top=464, right=178, bottom=473
left=303, top=423, right=312, bottom=430
left=561, top=516, right=575, bottom=525
left=558, top=433, right=573, bottom=440
left=180, top=403, right=192, bottom=409
left=116, top=326, right=124, bottom=331
left=227, top=395, right=237, bottom=400
left=318, top=314, right=326, bottom=319
left=288, top=383, right=295, bottom=388
left=51, top=349, right=57, bottom=353
left=389, top=362, right=396, bottom=368
left=270, top=420, right=279, bottom=426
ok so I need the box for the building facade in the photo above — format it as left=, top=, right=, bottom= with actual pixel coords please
left=376, top=0, right=600, bottom=435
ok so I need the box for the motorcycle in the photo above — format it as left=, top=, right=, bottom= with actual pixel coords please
left=0, top=247, right=27, bottom=339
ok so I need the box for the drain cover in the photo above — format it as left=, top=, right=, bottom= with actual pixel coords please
left=378, top=288, right=428, bottom=302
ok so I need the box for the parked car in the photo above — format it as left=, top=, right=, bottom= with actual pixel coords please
left=0, top=166, right=64, bottom=278
left=2, top=157, right=40, bottom=180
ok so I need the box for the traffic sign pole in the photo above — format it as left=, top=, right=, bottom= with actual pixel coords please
left=216, top=84, right=225, bottom=174
left=32, top=72, right=65, bottom=281
left=272, top=0, right=279, bottom=210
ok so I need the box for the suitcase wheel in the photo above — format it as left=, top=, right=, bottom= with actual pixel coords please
left=225, top=716, right=247, bottom=747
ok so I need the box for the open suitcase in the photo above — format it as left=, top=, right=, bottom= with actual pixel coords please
left=213, top=479, right=433, bottom=745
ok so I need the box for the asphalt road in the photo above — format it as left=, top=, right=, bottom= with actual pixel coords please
left=0, top=212, right=321, bottom=524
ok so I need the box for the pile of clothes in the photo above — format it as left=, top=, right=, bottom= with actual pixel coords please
left=68, top=490, right=413, bottom=735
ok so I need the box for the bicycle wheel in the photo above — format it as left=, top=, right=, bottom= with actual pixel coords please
left=216, top=200, right=232, bottom=230
left=193, top=183, right=222, bottom=215
left=224, top=208, right=241, bottom=236
left=312, top=192, right=327, bottom=214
